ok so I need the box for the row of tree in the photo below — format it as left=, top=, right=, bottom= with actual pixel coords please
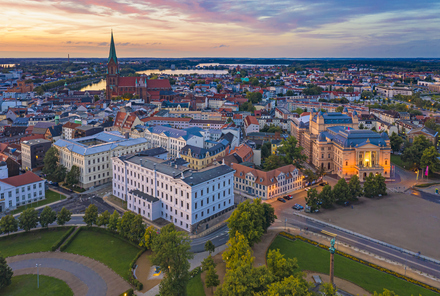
left=306, top=174, right=387, bottom=212
left=0, top=206, right=72, bottom=235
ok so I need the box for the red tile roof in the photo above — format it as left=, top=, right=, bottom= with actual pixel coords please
left=0, top=171, right=42, bottom=187
left=244, top=115, right=259, bottom=126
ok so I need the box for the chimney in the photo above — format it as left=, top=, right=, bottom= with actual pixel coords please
left=140, top=159, right=143, bottom=166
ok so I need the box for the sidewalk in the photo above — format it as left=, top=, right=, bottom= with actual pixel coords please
left=12, top=197, right=70, bottom=218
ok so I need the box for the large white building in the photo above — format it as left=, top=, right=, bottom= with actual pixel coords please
left=112, top=155, right=235, bottom=232
left=54, top=131, right=149, bottom=189
left=144, top=126, right=206, bottom=158
left=0, top=170, right=45, bottom=213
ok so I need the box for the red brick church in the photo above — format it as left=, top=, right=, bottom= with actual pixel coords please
left=106, top=32, right=172, bottom=103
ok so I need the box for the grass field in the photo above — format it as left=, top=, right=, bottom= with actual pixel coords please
left=106, top=195, right=127, bottom=209
left=0, top=228, right=71, bottom=258
left=390, top=154, right=412, bottom=169
left=0, top=274, right=73, bottom=296
left=186, top=273, right=206, bottom=296
left=63, top=230, right=140, bottom=280
left=268, top=236, right=438, bottom=296
left=10, top=190, right=66, bottom=215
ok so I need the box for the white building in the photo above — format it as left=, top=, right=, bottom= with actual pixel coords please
left=53, top=131, right=149, bottom=189
left=112, top=155, right=235, bottom=232
left=144, top=126, right=205, bottom=158
left=0, top=171, right=45, bottom=213
left=244, top=115, right=260, bottom=135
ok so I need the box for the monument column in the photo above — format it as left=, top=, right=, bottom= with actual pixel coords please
left=329, top=238, right=336, bottom=286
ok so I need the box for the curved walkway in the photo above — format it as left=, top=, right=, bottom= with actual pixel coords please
left=7, top=252, right=131, bottom=296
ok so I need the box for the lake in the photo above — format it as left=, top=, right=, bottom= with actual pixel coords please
left=136, top=69, right=228, bottom=75
left=80, top=79, right=106, bottom=91
left=0, top=64, right=16, bottom=68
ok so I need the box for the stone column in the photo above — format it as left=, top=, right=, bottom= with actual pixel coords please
left=330, top=252, right=334, bottom=286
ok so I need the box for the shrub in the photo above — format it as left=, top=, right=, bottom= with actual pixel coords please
left=119, top=288, right=134, bottom=296
left=60, top=227, right=82, bottom=251
left=189, top=266, right=202, bottom=278
left=51, top=226, right=75, bottom=251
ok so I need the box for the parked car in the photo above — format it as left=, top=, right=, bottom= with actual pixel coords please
left=51, top=182, right=59, bottom=187
left=277, top=197, right=286, bottom=203
left=344, top=201, right=350, bottom=206
left=292, top=204, right=304, bottom=210
left=319, top=182, right=328, bottom=186
left=305, top=188, right=310, bottom=192
left=283, top=195, right=293, bottom=200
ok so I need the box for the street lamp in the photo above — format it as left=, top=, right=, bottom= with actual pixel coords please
left=36, top=263, right=41, bottom=288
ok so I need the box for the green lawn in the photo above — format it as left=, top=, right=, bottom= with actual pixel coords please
left=390, top=154, right=412, bottom=170
left=63, top=230, right=140, bottom=280
left=0, top=274, right=73, bottom=296
left=0, top=228, right=71, bottom=258
left=107, top=195, right=127, bottom=210
left=186, top=273, right=206, bottom=296
left=268, top=236, right=438, bottom=296
left=10, top=190, right=66, bottom=215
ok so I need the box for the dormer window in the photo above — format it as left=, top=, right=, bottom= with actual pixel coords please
left=260, top=178, right=263, bottom=182
left=240, top=172, right=243, bottom=176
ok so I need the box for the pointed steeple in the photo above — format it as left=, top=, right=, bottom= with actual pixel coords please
left=108, top=30, right=118, bottom=64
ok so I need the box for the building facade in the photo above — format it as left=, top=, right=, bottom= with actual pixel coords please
left=54, top=131, right=149, bottom=189
left=21, top=139, right=52, bottom=171
left=112, top=155, right=235, bottom=232
left=0, top=171, right=45, bottom=213
left=232, top=163, right=302, bottom=199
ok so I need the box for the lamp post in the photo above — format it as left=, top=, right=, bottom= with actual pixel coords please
left=36, top=263, right=41, bottom=288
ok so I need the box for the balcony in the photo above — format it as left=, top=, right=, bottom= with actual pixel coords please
left=355, top=164, right=384, bottom=171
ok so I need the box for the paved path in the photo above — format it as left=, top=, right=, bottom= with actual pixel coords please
left=7, top=252, right=131, bottom=296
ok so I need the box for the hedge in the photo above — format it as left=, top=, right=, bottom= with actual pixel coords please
left=278, top=232, right=440, bottom=294
left=59, top=227, right=83, bottom=251
left=128, top=248, right=146, bottom=290
left=51, top=226, right=75, bottom=251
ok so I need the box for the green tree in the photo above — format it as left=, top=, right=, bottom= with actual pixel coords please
left=215, top=262, right=256, bottom=296
left=262, top=203, right=277, bottom=233
left=202, top=254, right=215, bottom=272
left=226, top=117, right=233, bottom=124
left=56, top=207, right=72, bottom=226
left=52, top=165, right=67, bottom=183
left=316, top=166, right=326, bottom=179
left=39, top=206, right=56, bottom=228
left=420, top=146, right=440, bottom=175
left=94, top=95, right=100, bottom=102
left=286, top=90, right=294, bottom=96
left=128, top=214, right=145, bottom=243
left=139, top=225, right=158, bottom=250
left=108, top=210, right=120, bottom=232
left=320, top=282, right=337, bottom=295
left=96, top=210, right=110, bottom=228
left=402, top=135, right=432, bottom=168
left=374, top=174, right=387, bottom=196
left=0, top=254, right=13, bottom=290
left=276, top=136, right=307, bottom=168
left=266, top=249, right=299, bottom=282
left=83, top=204, right=98, bottom=227
left=348, top=175, right=362, bottom=201
left=346, top=86, right=354, bottom=93
left=0, top=215, right=18, bottom=235
left=359, top=123, right=365, bottom=129
left=222, top=232, right=254, bottom=270
left=305, top=188, right=320, bottom=212
left=204, top=240, right=215, bottom=254
left=227, top=198, right=266, bottom=246
left=363, top=173, right=376, bottom=198
left=239, top=101, right=256, bottom=113
left=303, top=84, right=323, bottom=95
left=303, top=169, right=316, bottom=184
left=373, top=289, right=398, bottom=296
left=318, top=185, right=334, bottom=209
left=151, top=224, right=193, bottom=296
left=424, top=118, right=437, bottom=130
left=18, top=208, right=38, bottom=232
left=264, top=155, right=286, bottom=171
left=205, top=266, right=220, bottom=294
left=261, top=142, right=272, bottom=160
left=65, top=165, right=80, bottom=185
left=264, top=275, right=312, bottom=296
left=333, top=178, right=351, bottom=204
left=335, top=106, right=344, bottom=112
left=117, top=211, right=136, bottom=239
left=294, top=108, right=304, bottom=115
left=43, top=147, right=59, bottom=177
left=361, top=90, right=374, bottom=99
left=246, top=92, right=263, bottom=104
left=389, top=132, right=403, bottom=152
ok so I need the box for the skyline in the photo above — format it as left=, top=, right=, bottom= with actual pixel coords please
left=2, top=0, right=440, bottom=58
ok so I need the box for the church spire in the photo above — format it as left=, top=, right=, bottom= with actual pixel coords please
left=108, top=30, right=118, bottom=64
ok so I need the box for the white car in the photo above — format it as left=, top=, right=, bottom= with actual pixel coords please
left=305, top=188, right=310, bottom=192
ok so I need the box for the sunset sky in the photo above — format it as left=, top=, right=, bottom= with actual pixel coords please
left=1, top=0, right=440, bottom=58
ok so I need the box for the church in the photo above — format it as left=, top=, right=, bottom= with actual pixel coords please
left=106, top=32, right=173, bottom=103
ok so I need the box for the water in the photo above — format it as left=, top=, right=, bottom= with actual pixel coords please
left=80, top=79, right=106, bottom=91
left=136, top=69, right=228, bottom=75
left=0, top=64, right=16, bottom=68
left=80, top=68, right=229, bottom=91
